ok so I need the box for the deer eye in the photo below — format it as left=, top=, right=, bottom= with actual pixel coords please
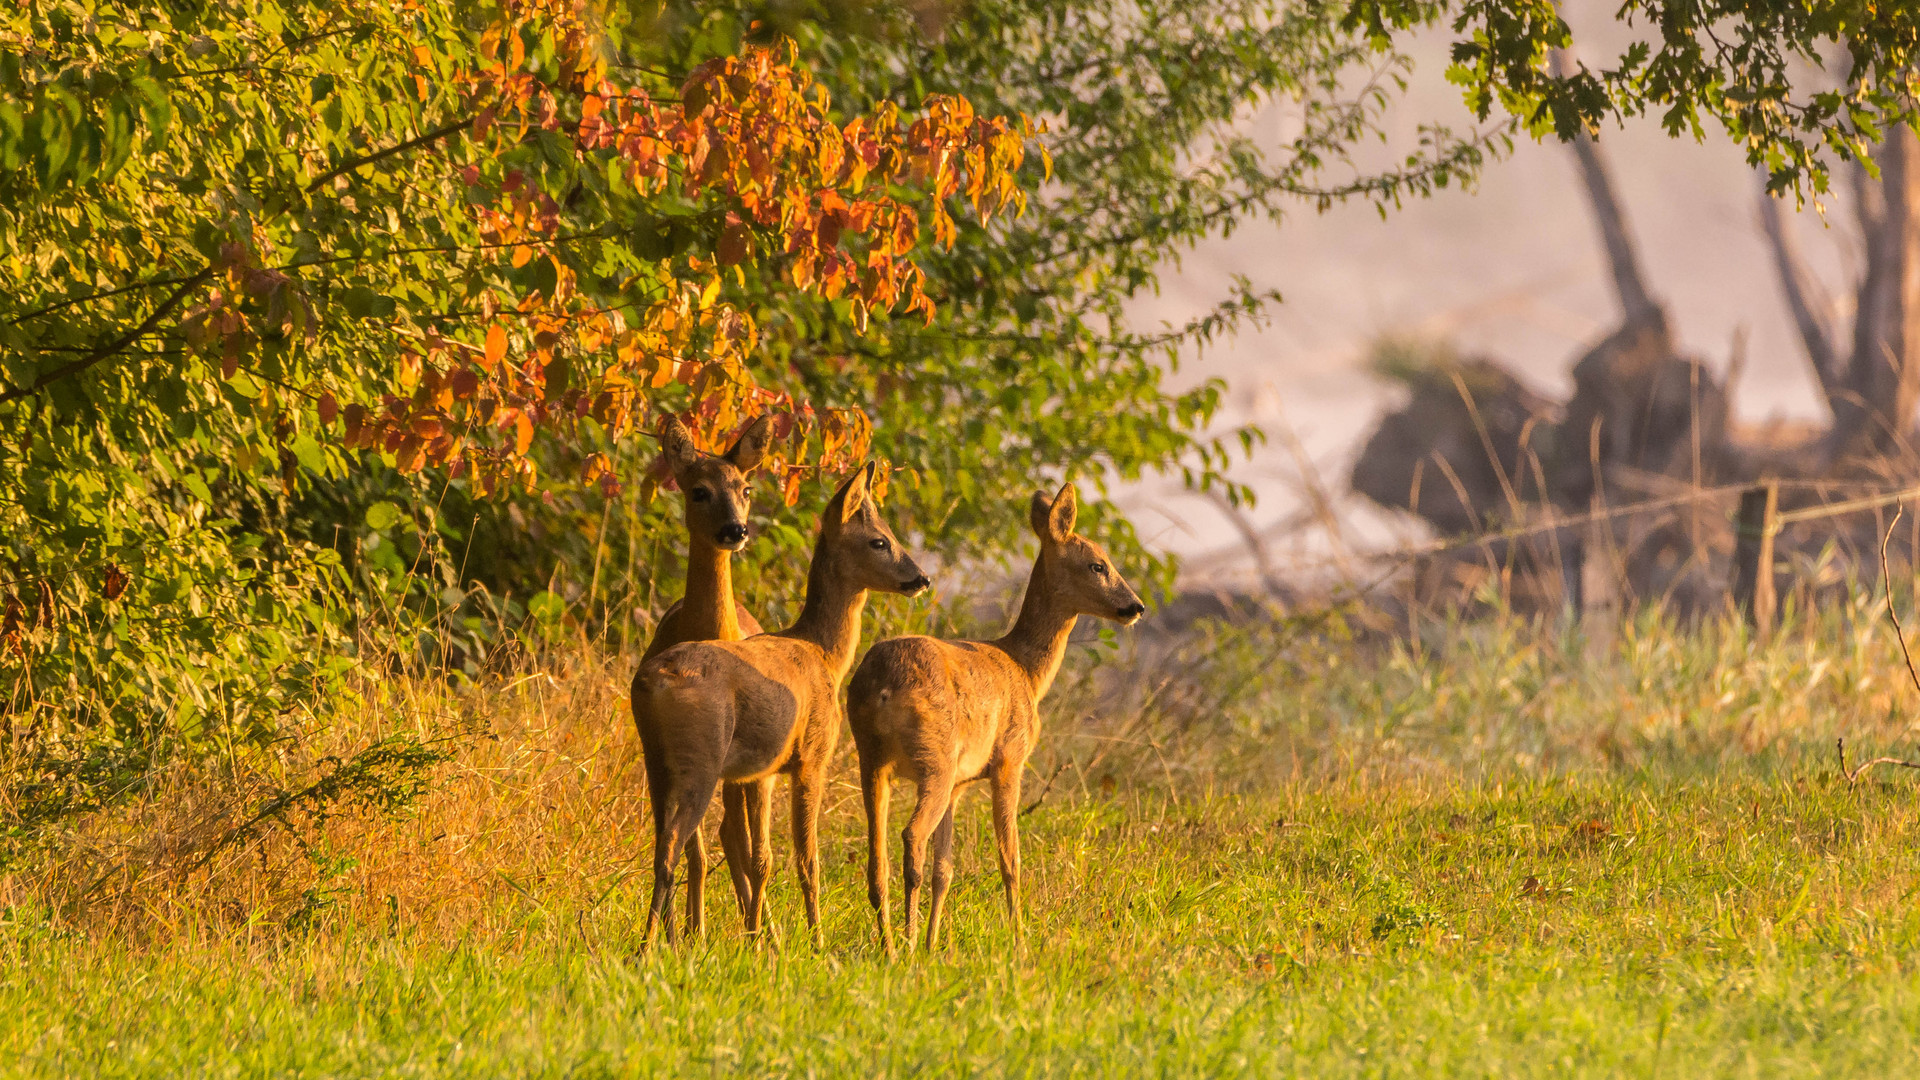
left=869, top=538, right=890, bottom=551
left=1090, top=562, right=1107, bottom=575
left=689, top=487, right=711, bottom=502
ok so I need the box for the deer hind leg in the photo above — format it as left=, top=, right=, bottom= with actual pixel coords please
left=860, top=761, right=895, bottom=957
left=989, top=761, right=1024, bottom=936
left=641, top=748, right=674, bottom=948
left=685, top=826, right=708, bottom=939
left=900, top=773, right=955, bottom=954
left=924, top=800, right=958, bottom=953
left=718, top=784, right=755, bottom=929
left=646, top=774, right=720, bottom=949
left=744, top=776, right=776, bottom=934
left=792, top=764, right=832, bottom=948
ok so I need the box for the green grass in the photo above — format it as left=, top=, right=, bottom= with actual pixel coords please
left=8, top=771, right=1920, bottom=1077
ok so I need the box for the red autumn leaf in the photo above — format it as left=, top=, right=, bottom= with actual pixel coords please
left=102, top=564, right=129, bottom=601
left=717, top=221, right=751, bottom=266
left=317, top=392, right=339, bottom=425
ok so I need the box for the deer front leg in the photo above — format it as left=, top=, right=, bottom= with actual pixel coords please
left=791, top=765, right=831, bottom=948
left=924, top=800, right=957, bottom=953
left=901, top=773, right=955, bottom=954
left=860, top=761, right=895, bottom=957
left=989, top=761, right=1024, bottom=936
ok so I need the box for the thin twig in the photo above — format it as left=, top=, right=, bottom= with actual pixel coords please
left=1020, top=759, right=1071, bottom=816
left=1880, top=508, right=1920, bottom=699
left=1838, top=737, right=1920, bottom=784
left=1840, top=513, right=1920, bottom=785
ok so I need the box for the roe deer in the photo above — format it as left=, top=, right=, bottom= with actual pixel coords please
left=847, top=483, right=1144, bottom=954
left=641, top=414, right=777, bottom=662
left=632, top=462, right=929, bottom=946
left=637, top=414, right=778, bottom=938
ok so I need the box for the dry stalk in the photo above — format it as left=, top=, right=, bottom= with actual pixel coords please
left=1843, top=508, right=1920, bottom=784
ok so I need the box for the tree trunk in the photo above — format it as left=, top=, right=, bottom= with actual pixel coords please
left=1833, top=128, right=1920, bottom=458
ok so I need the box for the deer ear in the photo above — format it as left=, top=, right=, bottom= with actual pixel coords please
left=829, top=461, right=873, bottom=526
left=723, top=414, right=777, bottom=472
left=657, top=416, right=699, bottom=474
left=1046, top=482, right=1078, bottom=543
left=1029, top=491, right=1053, bottom=540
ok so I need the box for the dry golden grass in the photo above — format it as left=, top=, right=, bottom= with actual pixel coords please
left=13, top=592, right=1920, bottom=948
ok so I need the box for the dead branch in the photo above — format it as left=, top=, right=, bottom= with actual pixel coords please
left=1841, top=510, right=1920, bottom=784
left=1757, top=184, right=1842, bottom=409
left=1880, top=507, right=1920, bottom=699
left=1550, top=50, right=1659, bottom=326
left=1838, top=737, right=1920, bottom=784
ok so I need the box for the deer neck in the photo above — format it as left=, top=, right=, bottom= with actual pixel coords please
left=680, top=536, right=743, bottom=641
left=781, top=536, right=868, bottom=680
left=997, top=552, right=1077, bottom=701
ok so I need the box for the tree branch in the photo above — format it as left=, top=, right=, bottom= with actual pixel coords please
left=1, top=118, right=475, bottom=403
left=0, top=268, right=214, bottom=406
left=305, top=117, right=473, bottom=193
left=6, top=271, right=197, bottom=325
left=1757, top=180, right=1842, bottom=411
left=1551, top=50, right=1659, bottom=326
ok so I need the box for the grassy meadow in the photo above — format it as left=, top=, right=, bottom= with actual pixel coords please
left=7, top=597, right=1920, bottom=1076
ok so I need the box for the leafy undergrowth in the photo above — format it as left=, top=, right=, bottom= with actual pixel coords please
left=7, top=604, right=1920, bottom=1075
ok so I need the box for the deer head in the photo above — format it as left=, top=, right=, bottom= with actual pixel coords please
left=1029, top=483, right=1145, bottom=624
left=824, top=463, right=930, bottom=596
left=658, top=415, right=777, bottom=552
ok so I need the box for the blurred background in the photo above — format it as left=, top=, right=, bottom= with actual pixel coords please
left=1124, top=5, right=1848, bottom=586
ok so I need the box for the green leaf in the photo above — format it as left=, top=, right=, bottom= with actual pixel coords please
left=182, top=473, right=213, bottom=504
left=364, top=501, right=405, bottom=530
left=337, top=285, right=396, bottom=319
left=292, top=434, right=327, bottom=476
left=526, top=591, right=566, bottom=623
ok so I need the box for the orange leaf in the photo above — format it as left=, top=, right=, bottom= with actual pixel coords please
left=485, top=324, right=508, bottom=368
left=514, top=413, right=535, bottom=455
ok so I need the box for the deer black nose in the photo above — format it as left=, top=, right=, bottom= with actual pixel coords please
left=901, top=575, right=931, bottom=595
left=716, top=523, right=747, bottom=545
left=1118, top=602, right=1147, bottom=620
